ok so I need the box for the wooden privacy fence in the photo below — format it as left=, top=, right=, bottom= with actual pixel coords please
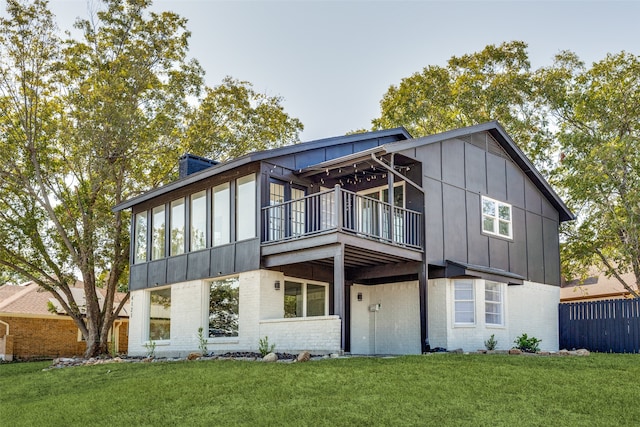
left=559, top=299, right=640, bottom=353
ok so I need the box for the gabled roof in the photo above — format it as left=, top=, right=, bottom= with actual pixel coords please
left=0, top=282, right=129, bottom=317
left=382, top=121, right=574, bottom=222
left=113, top=127, right=412, bottom=212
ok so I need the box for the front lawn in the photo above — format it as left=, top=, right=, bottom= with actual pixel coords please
left=1, top=353, right=639, bottom=426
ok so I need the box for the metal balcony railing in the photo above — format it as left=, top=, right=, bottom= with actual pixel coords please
left=261, top=185, right=423, bottom=250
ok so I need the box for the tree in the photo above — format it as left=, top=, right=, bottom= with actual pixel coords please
left=0, top=0, right=203, bottom=356
left=0, top=0, right=304, bottom=357
left=183, top=76, right=303, bottom=161
left=372, top=41, right=553, bottom=166
left=537, top=51, right=640, bottom=297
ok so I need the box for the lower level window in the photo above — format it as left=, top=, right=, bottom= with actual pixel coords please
left=453, top=280, right=475, bottom=324
left=284, top=280, right=327, bottom=317
left=209, top=276, right=239, bottom=337
left=485, top=281, right=504, bottom=326
left=149, top=288, right=171, bottom=340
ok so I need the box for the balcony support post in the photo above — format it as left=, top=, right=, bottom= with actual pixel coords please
left=333, top=243, right=346, bottom=352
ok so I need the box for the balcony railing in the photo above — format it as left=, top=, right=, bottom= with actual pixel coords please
left=261, top=185, right=423, bottom=250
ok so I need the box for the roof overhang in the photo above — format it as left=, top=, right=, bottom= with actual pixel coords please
left=113, top=127, right=411, bottom=212
left=430, top=260, right=525, bottom=285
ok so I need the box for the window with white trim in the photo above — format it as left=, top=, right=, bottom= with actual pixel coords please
left=485, top=281, right=504, bottom=326
left=149, top=287, right=171, bottom=341
left=208, top=276, right=239, bottom=337
left=284, top=280, right=328, bottom=318
left=453, top=279, right=475, bottom=324
left=482, top=196, right=512, bottom=239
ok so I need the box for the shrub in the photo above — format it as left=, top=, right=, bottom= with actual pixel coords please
left=513, top=333, right=541, bottom=353
left=258, top=336, right=276, bottom=356
left=197, top=327, right=208, bottom=355
left=484, top=334, right=497, bottom=351
left=144, top=340, right=156, bottom=359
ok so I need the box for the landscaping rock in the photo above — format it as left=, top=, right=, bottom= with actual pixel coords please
left=576, top=349, right=590, bottom=356
left=187, top=352, right=202, bottom=361
left=262, top=352, right=278, bottom=362
left=296, top=351, right=311, bottom=362
left=508, top=348, right=522, bottom=355
left=449, top=348, right=464, bottom=354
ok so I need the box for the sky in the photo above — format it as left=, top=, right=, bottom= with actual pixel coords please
left=46, top=0, right=640, bottom=142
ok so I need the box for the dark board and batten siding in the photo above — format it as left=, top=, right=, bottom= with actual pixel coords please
left=404, top=131, right=562, bottom=286
left=129, top=239, right=260, bottom=291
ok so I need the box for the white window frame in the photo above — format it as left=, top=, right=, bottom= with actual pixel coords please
left=147, top=287, right=172, bottom=343
left=207, top=275, right=240, bottom=339
left=481, top=196, right=512, bottom=239
left=453, top=279, right=475, bottom=326
left=283, top=278, right=329, bottom=318
left=484, top=281, right=505, bottom=327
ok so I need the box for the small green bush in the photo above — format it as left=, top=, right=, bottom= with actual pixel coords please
left=197, top=327, right=208, bottom=355
left=484, top=334, right=498, bottom=351
left=144, top=340, right=156, bottom=358
left=258, top=336, right=276, bottom=356
left=513, top=333, right=541, bottom=353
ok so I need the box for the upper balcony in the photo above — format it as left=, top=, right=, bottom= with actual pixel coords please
left=260, top=185, right=423, bottom=268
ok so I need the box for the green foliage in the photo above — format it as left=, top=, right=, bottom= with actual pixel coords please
left=537, top=51, right=640, bottom=297
left=513, top=333, right=541, bottom=353
left=144, top=340, right=156, bottom=359
left=373, top=41, right=553, bottom=166
left=184, top=76, right=304, bottom=161
left=484, top=334, right=498, bottom=351
left=0, top=0, right=301, bottom=358
left=197, top=327, right=208, bottom=355
left=258, top=336, right=276, bottom=357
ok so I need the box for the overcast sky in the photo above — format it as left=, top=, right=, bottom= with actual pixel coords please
left=47, top=0, right=640, bottom=141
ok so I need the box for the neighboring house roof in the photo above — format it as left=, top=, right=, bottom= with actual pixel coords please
left=561, top=271, right=638, bottom=302
left=0, top=282, right=129, bottom=317
left=113, top=127, right=412, bottom=212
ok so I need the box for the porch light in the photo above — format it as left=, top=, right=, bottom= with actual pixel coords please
left=274, top=280, right=281, bottom=290
left=357, top=292, right=363, bottom=301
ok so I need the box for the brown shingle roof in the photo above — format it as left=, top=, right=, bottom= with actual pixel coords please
left=0, top=282, right=129, bottom=317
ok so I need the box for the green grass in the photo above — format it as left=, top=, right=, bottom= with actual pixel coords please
left=2, top=354, right=640, bottom=426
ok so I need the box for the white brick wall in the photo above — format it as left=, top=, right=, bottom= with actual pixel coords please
left=425, top=278, right=559, bottom=353
left=508, top=280, right=559, bottom=352
left=350, top=281, right=421, bottom=355
left=427, top=278, right=448, bottom=349
left=128, top=269, right=340, bottom=357
left=259, top=316, right=341, bottom=353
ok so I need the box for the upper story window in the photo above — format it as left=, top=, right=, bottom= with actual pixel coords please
left=191, top=190, right=207, bottom=251
left=151, top=205, right=165, bottom=260
left=482, top=196, right=512, bottom=239
left=134, top=211, right=147, bottom=264
left=236, top=174, right=256, bottom=241
left=170, top=198, right=185, bottom=256
left=212, top=183, right=230, bottom=246
left=132, top=173, right=256, bottom=264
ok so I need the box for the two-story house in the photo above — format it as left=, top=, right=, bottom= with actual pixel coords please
left=114, top=121, right=573, bottom=356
